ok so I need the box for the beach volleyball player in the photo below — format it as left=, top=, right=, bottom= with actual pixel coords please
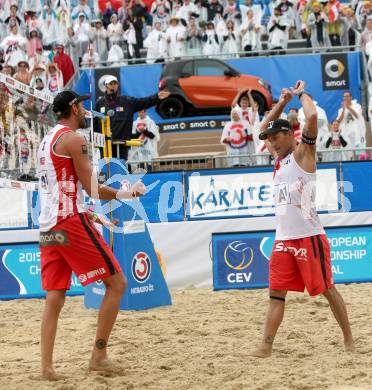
left=38, top=90, right=146, bottom=380
left=250, top=81, right=354, bottom=358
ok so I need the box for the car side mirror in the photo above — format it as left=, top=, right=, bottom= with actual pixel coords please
left=224, top=70, right=235, bottom=77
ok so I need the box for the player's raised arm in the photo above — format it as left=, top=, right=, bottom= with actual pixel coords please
left=292, top=80, right=318, bottom=172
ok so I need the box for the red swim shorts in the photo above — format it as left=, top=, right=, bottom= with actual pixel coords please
left=269, top=234, right=334, bottom=296
left=40, top=213, right=122, bottom=291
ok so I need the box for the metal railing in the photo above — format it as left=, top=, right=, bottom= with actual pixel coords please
left=80, top=44, right=361, bottom=69
left=126, top=147, right=372, bottom=172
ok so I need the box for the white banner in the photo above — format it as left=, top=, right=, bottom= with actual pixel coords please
left=187, top=168, right=339, bottom=219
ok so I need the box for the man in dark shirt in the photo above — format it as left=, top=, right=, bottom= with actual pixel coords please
left=94, top=75, right=169, bottom=160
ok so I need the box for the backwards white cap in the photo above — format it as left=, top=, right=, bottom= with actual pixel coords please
left=105, top=75, right=119, bottom=85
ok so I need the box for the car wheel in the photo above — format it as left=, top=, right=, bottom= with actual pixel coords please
left=158, top=97, right=184, bottom=119
left=250, top=92, right=267, bottom=116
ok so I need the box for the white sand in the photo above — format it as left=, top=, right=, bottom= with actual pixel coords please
left=1, top=284, right=372, bottom=390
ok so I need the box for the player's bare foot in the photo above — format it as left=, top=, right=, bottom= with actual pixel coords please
left=41, top=367, right=64, bottom=381
left=344, top=339, right=356, bottom=353
left=248, top=346, right=272, bottom=358
left=89, top=357, right=121, bottom=373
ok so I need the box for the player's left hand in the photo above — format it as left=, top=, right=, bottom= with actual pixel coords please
left=292, top=80, right=305, bottom=95
left=158, top=90, right=171, bottom=99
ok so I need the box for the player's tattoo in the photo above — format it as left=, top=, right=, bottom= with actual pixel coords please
left=81, top=144, right=88, bottom=154
left=264, top=336, right=274, bottom=345
left=95, top=339, right=107, bottom=349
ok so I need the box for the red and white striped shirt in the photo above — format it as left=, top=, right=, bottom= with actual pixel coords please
left=38, top=124, right=85, bottom=232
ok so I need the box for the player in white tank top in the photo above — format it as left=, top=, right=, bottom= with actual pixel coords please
left=249, top=81, right=354, bottom=358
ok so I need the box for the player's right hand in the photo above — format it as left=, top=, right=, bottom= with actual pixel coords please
left=131, top=180, right=146, bottom=197
left=280, top=88, right=293, bottom=103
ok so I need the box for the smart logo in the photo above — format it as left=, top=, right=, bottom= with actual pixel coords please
left=224, top=240, right=254, bottom=283
left=132, top=252, right=151, bottom=283
left=321, top=53, right=349, bottom=90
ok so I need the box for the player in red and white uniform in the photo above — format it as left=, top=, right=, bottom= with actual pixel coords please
left=38, top=90, right=146, bottom=380
left=250, top=81, right=354, bottom=358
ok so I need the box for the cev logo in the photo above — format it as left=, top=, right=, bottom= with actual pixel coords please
left=132, top=252, right=151, bottom=283
left=224, top=241, right=254, bottom=270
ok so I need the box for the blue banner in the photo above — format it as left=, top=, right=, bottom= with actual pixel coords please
left=76, top=52, right=361, bottom=123
left=212, top=226, right=372, bottom=290
left=0, top=243, right=83, bottom=299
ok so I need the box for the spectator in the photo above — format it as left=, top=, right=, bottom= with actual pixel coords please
left=220, top=105, right=254, bottom=167
left=361, top=15, right=372, bottom=70
left=0, top=22, right=27, bottom=67
left=214, top=11, right=227, bottom=41
left=337, top=90, right=366, bottom=153
left=118, top=0, right=129, bottom=24
left=222, top=20, right=239, bottom=57
left=286, top=107, right=302, bottom=143
left=74, top=12, right=91, bottom=63
left=324, top=0, right=342, bottom=46
left=26, top=28, right=43, bottom=58
left=41, top=5, right=59, bottom=49
left=170, top=0, right=183, bottom=18
left=14, top=60, right=31, bottom=85
left=4, top=4, right=22, bottom=29
left=177, top=0, right=199, bottom=25
left=224, top=0, right=241, bottom=24
left=356, top=0, right=372, bottom=30
left=186, top=15, right=203, bottom=56
left=102, top=2, right=116, bottom=28
left=151, top=0, right=171, bottom=30
left=45, top=62, right=64, bottom=95
left=240, top=0, right=263, bottom=26
left=64, top=27, right=79, bottom=71
left=194, top=0, right=208, bottom=24
left=203, top=0, right=224, bottom=22
left=94, top=75, right=170, bottom=159
left=143, top=21, right=167, bottom=63
left=1, top=64, right=15, bottom=76
left=71, top=0, right=92, bottom=21
left=240, top=9, right=260, bottom=55
left=54, top=43, right=75, bottom=86
left=267, top=7, right=289, bottom=52
left=92, top=19, right=108, bottom=61
left=129, top=109, right=160, bottom=166
left=30, top=62, right=46, bottom=87
left=275, top=0, right=295, bottom=37
left=82, top=44, right=100, bottom=67
left=28, top=46, right=50, bottom=69
left=307, top=2, right=331, bottom=48
left=202, top=21, right=220, bottom=56
left=56, top=5, right=71, bottom=41
left=298, top=97, right=329, bottom=148
left=340, top=7, right=360, bottom=47
left=107, top=13, right=124, bottom=48
left=165, top=16, right=186, bottom=59
left=323, top=119, right=351, bottom=162
left=133, top=0, right=152, bottom=26
left=107, top=43, right=125, bottom=65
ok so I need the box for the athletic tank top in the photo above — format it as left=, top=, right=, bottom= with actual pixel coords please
left=38, top=124, right=85, bottom=232
left=273, top=152, right=325, bottom=240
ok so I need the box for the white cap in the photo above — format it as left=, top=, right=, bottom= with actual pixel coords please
left=105, top=75, right=119, bottom=85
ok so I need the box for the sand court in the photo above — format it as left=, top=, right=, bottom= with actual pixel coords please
left=1, top=284, right=372, bottom=390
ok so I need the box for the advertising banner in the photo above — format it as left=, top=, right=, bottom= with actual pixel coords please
left=212, top=226, right=372, bottom=290
left=85, top=158, right=172, bottom=311
left=187, top=166, right=339, bottom=220
left=76, top=52, right=361, bottom=125
left=0, top=243, right=83, bottom=299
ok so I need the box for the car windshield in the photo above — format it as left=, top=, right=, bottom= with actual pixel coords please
left=194, top=60, right=231, bottom=77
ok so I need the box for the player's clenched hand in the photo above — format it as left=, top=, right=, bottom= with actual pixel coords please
left=158, top=90, right=171, bottom=99
left=116, top=180, right=147, bottom=199
left=292, top=80, right=305, bottom=95
left=280, top=88, right=293, bottom=103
